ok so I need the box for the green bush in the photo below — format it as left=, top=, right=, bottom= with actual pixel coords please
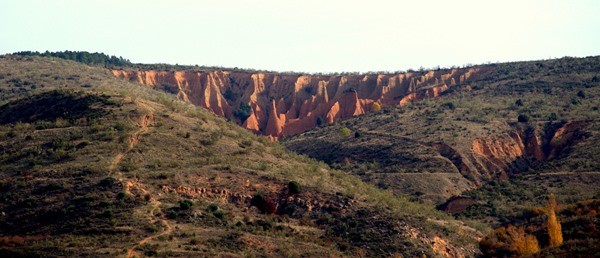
left=339, top=127, right=351, bottom=137
left=179, top=199, right=193, bottom=210
left=213, top=210, right=226, bottom=220
left=316, top=117, right=324, bottom=126
left=515, top=99, right=524, bottom=107
left=251, top=194, right=276, bottom=214
left=288, top=181, right=301, bottom=195
left=207, top=204, right=219, bottom=212
left=441, top=102, right=456, bottom=110
left=166, top=210, right=179, bottom=219
left=233, top=102, right=252, bottom=122
left=518, top=114, right=529, bottom=123
left=354, top=131, right=362, bottom=138
left=200, top=130, right=222, bottom=145
left=239, top=139, right=252, bottom=148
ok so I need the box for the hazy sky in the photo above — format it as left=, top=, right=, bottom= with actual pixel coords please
left=1, top=0, right=599, bottom=73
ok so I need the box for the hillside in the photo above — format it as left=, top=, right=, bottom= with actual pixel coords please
left=0, top=55, right=483, bottom=257
left=283, top=56, right=600, bottom=204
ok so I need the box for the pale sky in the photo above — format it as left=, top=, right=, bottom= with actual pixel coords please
left=1, top=0, right=599, bottom=73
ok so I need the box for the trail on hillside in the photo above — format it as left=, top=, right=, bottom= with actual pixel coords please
left=104, top=103, right=173, bottom=258
left=108, top=112, right=153, bottom=176
left=126, top=195, right=173, bottom=258
left=529, top=171, right=600, bottom=176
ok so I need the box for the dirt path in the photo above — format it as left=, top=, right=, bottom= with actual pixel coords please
left=108, top=112, right=154, bottom=176
left=104, top=105, right=173, bottom=258
left=126, top=197, right=173, bottom=258
left=525, top=171, right=600, bottom=176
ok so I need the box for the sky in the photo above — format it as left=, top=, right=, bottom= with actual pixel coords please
left=0, top=0, right=599, bottom=73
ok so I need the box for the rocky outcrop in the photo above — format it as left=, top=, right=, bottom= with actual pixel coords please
left=113, top=67, right=492, bottom=139
left=464, top=122, right=589, bottom=183
left=438, top=196, right=477, bottom=215
left=432, top=121, right=590, bottom=189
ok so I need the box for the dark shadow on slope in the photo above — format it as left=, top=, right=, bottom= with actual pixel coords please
left=0, top=90, right=115, bottom=124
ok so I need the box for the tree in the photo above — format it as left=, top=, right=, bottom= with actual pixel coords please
left=547, top=193, right=563, bottom=247
left=12, top=50, right=132, bottom=66
left=233, top=102, right=252, bottom=122
left=480, top=224, right=540, bottom=256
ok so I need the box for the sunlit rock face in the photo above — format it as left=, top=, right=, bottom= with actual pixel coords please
left=113, top=67, right=490, bottom=140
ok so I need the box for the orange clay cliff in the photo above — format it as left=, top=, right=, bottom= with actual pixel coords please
left=112, top=67, right=492, bottom=140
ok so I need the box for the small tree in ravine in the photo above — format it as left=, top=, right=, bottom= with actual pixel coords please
left=233, top=102, right=252, bottom=122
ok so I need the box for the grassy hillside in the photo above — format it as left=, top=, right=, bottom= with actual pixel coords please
left=284, top=56, right=600, bottom=204
left=283, top=56, right=600, bottom=255
left=0, top=55, right=484, bottom=257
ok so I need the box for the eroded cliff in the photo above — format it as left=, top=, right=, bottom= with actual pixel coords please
left=112, top=67, right=492, bottom=139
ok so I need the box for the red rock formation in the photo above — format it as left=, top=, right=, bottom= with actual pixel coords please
left=466, top=121, right=587, bottom=182
left=112, top=67, right=493, bottom=139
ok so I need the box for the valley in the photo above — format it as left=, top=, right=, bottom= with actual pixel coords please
left=0, top=53, right=598, bottom=257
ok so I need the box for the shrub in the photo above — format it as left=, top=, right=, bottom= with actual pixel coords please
left=316, top=117, right=323, bottom=126
left=233, top=102, right=252, bottom=122
left=200, top=130, right=222, bottom=145
left=116, top=192, right=126, bottom=200
left=441, top=102, right=456, bottom=110
left=288, top=181, right=301, bottom=195
left=339, top=127, right=351, bottom=137
left=213, top=210, right=226, bottom=220
left=207, top=204, right=219, bottom=212
left=179, top=199, right=193, bottom=210
left=354, top=130, right=362, bottom=138
left=517, top=114, right=529, bottom=123
left=515, top=99, right=524, bottom=107
left=166, top=210, right=179, bottom=219
left=480, top=224, right=540, bottom=256
left=251, top=194, right=277, bottom=214
left=570, top=98, right=580, bottom=105
left=577, top=90, right=586, bottom=98
left=371, top=102, right=381, bottom=112
left=547, top=113, right=558, bottom=121
left=239, top=139, right=252, bottom=148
